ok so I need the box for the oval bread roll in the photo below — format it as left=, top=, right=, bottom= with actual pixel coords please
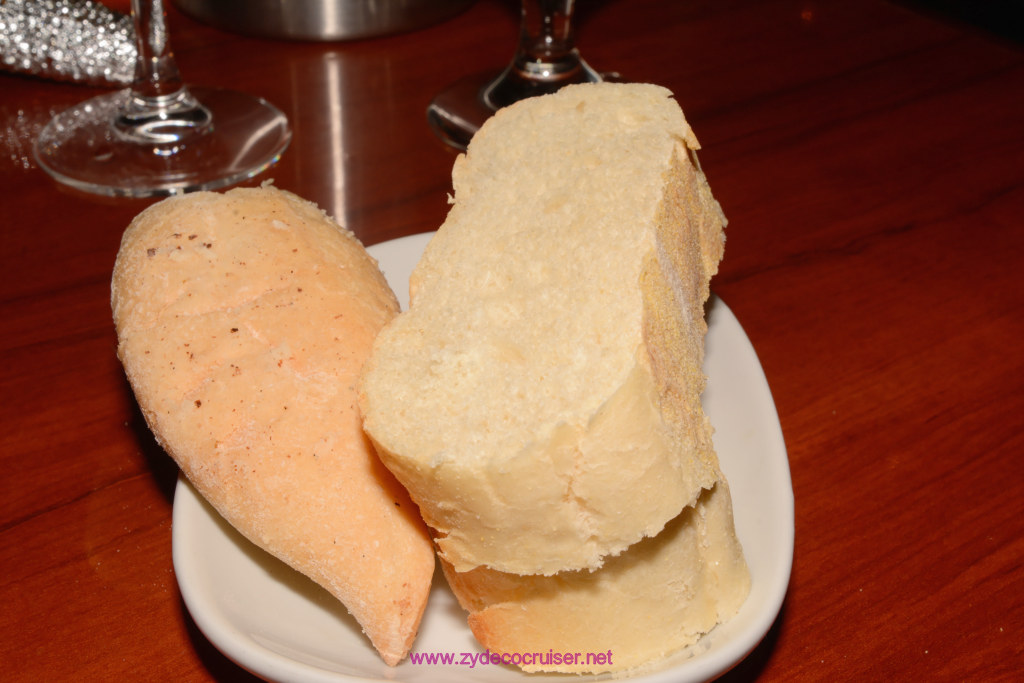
left=111, top=186, right=434, bottom=666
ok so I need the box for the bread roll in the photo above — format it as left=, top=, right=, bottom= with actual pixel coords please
left=359, top=82, right=728, bottom=575
left=111, top=186, right=434, bottom=666
left=443, top=482, right=750, bottom=674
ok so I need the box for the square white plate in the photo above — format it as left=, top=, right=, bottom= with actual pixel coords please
left=172, top=231, right=794, bottom=683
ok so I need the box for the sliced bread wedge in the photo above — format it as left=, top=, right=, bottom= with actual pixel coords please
left=360, top=83, right=728, bottom=575
left=443, top=481, right=750, bottom=673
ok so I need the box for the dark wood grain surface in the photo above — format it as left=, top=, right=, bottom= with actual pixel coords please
left=2, top=0, right=1022, bottom=680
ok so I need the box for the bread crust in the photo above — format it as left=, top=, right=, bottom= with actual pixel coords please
left=111, top=186, right=434, bottom=665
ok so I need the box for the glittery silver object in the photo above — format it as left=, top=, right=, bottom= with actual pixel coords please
left=0, top=0, right=136, bottom=86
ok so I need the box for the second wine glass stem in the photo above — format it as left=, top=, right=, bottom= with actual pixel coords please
left=483, top=0, right=600, bottom=111
left=519, top=0, right=580, bottom=75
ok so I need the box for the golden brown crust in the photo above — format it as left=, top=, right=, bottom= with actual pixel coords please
left=111, top=186, right=434, bottom=665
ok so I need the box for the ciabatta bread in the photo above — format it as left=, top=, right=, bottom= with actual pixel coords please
left=111, top=186, right=434, bottom=666
left=359, top=83, right=728, bottom=575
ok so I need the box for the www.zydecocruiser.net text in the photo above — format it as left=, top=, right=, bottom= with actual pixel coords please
left=409, top=649, right=614, bottom=668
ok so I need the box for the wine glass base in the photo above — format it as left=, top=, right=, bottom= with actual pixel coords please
left=426, top=72, right=497, bottom=152
left=34, top=87, right=291, bottom=198
left=427, top=63, right=614, bottom=152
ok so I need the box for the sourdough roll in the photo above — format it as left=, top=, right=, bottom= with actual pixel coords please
left=111, top=186, right=434, bottom=666
left=442, top=482, right=750, bottom=674
left=359, top=82, right=728, bottom=575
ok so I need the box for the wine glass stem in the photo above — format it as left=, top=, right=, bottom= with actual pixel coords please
left=517, top=0, right=580, bottom=78
left=483, top=0, right=600, bottom=111
left=132, top=0, right=184, bottom=97
left=117, top=0, right=212, bottom=144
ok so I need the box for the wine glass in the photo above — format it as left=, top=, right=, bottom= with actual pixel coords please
left=33, top=0, right=291, bottom=198
left=427, top=0, right=613, bottom=151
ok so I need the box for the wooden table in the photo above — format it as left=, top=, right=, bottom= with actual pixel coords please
left=2, top=0, right=1021, bottom=680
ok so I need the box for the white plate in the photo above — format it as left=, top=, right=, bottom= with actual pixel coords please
left=172, top=232, right=794, bottom=683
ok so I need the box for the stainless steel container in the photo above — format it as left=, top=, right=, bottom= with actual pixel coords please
left=173, top=0, right=476, bottom=42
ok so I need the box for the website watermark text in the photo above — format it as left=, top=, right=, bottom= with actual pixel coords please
left=409, top=649, right=613, bottom=668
